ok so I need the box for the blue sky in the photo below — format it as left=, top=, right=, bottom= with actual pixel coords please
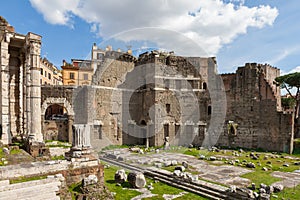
left=1, top=0, right=299, bottom=74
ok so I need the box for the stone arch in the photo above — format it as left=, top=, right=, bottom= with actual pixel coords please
left=41, top=97, right=74, bottom=143
left=41, top=97, right=74, bottom=116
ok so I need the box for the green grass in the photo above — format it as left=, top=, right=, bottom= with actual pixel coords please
left=241, top=171, right=281, bottom=186
left=10, top=149, right=22, bottom=155
left=0, top=148, right=5, bottom=166
left=102, top=161, right=209, bottom=200
left=69, top=182, right=83, bottom=200
left=51, top=155, right=65, bottom=160
left=275, top=184, right=300, bottom=199
left=174, top=193, right=209, bottom=200
left=182, top=148, right=300, bottom=173
left=180, top=147, right=300, bottom=198
left=103, top=164, right=141, bottom=200
left=142, top=178, right=208, bottom=200
left=10, top=175, right=47, bottom=184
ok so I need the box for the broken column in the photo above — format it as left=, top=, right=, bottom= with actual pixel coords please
left=67, top=124, right=94, bottom=160
left=127, top=171, right=146, bottom=188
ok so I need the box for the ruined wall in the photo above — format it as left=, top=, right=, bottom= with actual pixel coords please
left=92, top=53, right=136, bottom=149
left=41, top=86, right=76, bottom=143
left=41, top=86, right=75, bottom=108
left=218, top=63, right=293, bottom=152
left=121, top=52, right=211, bottom=147
left=0, top=18, right=44, bottom=144
left=43, top=120, right=68, bottom=141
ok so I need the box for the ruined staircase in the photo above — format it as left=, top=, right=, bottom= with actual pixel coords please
left=0, top=176, right=62, bottom=200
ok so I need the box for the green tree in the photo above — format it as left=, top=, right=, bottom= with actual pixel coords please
left=275, top=72, right=300, bottom=142
left=275, top=72, right=300, bottom=118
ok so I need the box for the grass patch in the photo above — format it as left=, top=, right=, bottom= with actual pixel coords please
left=10, top=175, right=47, bottom=184
left=275, top=184, right=300, bottom=199
left=103, top=163, right=141, bottom=200
left=180, top=147, right=300, bottom=198
left=174, top=193, right=209, bottom=200
left=51, top=155, right=65, bottom=160
left=102, top=161, right=209, bottom=200
left=0, top=148, right=5, bottom=165
left=241, top=171, right=281, bottom=186
left=143, top=178, right=208, bottom=200
left=10, top=149, right=22, bottom=155
left=69, top=182, right=83, bottom=200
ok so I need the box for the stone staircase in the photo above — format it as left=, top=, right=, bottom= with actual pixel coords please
left=0, top=176, right=63, bottom=200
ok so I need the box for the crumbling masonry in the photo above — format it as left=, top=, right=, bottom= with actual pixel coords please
left=0, top=17, right=294, bottom=153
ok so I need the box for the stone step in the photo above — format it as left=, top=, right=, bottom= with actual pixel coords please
left=0, top=178, right=59, bottom=192
left=0, top=181, right=60, bottom=200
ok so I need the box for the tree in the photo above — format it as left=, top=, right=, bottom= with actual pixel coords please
left=275, top=72, right=300, bottom=119
left=275, top=72, right=300, bottom=140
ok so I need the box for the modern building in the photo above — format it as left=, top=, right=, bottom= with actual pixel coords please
left=40, top=57, right=62, bottom=85
left=61, top=59, right=93, bottom=86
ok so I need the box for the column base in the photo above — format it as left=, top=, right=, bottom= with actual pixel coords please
left=65, top=146, right=97, bottom=162
left=25, top=140, right=50, bottom=158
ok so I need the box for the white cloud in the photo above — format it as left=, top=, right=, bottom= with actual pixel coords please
left=30, top=0, right=79, bottom=26
left=289, top=66, right=300, bottom=73
left=280, top=66, right=300, bottom=75
left=29, top=0, right=278, bottom=55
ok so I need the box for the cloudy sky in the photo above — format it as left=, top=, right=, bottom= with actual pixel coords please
left=1, top=0, right=299, bottom=73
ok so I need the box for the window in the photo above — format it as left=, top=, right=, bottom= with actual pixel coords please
left=208, top=105, right=212, bottom=115
left=40, top=68, right=43, bottom=75
left=203, top=82, right=207, bottom=90
left=166, top=104, right=171, bottom=113
left=70, top=72, right=75, bottom=80
left=83, top=73, right=88, bottom=80
left=44, top=72, right=47, bottom=77
left=164, top=124, right=169, bottom=138
left=48, top=73, right=51, bottom=80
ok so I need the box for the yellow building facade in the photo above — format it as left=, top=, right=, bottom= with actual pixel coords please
left=61, top=59, right=93, bottom=86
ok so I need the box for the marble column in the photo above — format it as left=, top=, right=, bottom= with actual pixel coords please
left=26, top=33, right=43, bottom=142
left=72, top=124, right=91, bottom=150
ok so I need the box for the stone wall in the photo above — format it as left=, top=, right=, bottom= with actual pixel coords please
left=218, top=63, right=293, bottom=153
left=92, top=53, right=136, bottom=148
left=43, top=120, right=68, bottom=141
left=120, top=52, right=212, bottom=147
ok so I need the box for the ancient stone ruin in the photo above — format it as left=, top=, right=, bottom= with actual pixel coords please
left=0, top=16, right=296, bottom=156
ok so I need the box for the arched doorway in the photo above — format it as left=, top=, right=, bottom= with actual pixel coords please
left=45, top=104, right=66, bottom=120
left=43, top=104, right=68, bottom=141
left=41, top=98, right=74, bottom=143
